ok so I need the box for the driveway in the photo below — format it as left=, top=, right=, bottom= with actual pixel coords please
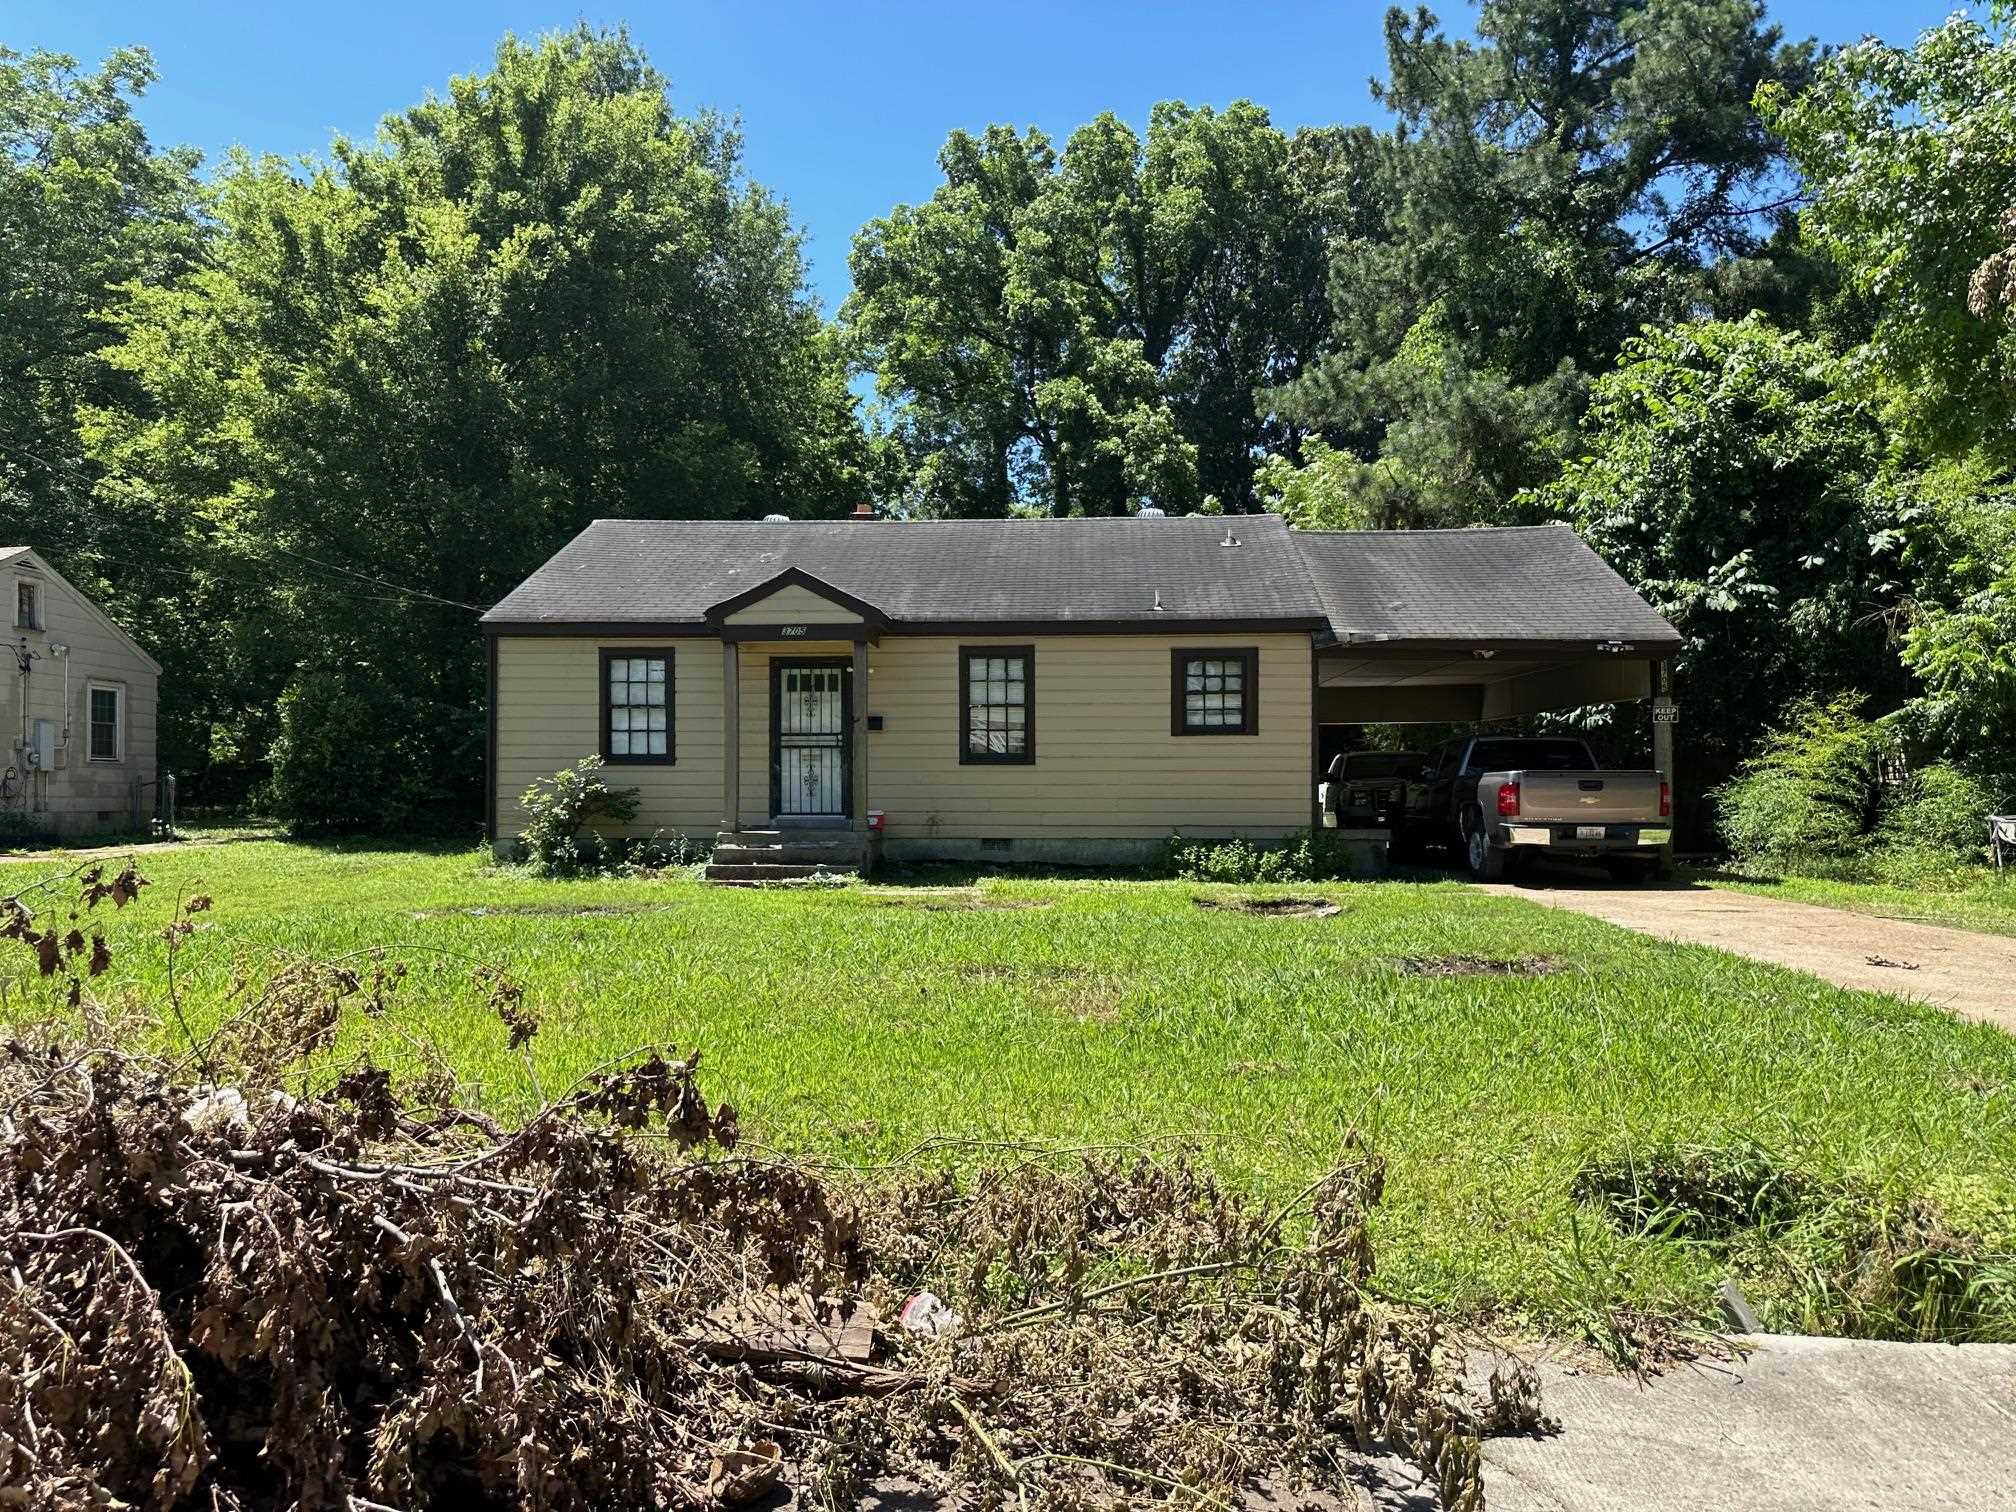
left=1474, top=1336, right=2016, bottom=1512
left=1479, top=874, right=2016, bottom=1035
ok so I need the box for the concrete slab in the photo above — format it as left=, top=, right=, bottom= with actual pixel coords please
left=1479, top=1337, right=2016, bottom=1512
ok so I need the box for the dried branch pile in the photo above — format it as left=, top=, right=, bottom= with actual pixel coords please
left=1, top=868, right=1547, bottom=1510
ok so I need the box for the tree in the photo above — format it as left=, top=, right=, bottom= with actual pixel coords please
left=0, top=46, right=203, bottom=540
left=846, top=104, right=1355, bottom=516
left=1523, top=318, right=1905, bottom=790
left=1764, top=6, right=2016, bottom=465
left=1764, top=7, right=2016, bottom=779
left=87, top=27, right=870, bottom=830
left=1272, top=0, right=1816, bottom=527
left=0, top=48, right=213, bottom=772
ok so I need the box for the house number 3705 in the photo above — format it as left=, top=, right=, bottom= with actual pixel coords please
left=780, top=625, right=809, bottom=636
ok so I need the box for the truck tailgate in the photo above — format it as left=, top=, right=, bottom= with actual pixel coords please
left=1506, top=770, right=1662, bottom=823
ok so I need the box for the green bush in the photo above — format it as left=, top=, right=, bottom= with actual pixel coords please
left=1161, top=830, right=1360, bottom=883
left=266, top=662, right=467, bottom=834
left=517, top=757, right=644, bottom=877
left=1714, top=696, right=1890, bottom=862
left=1875, top=764, right=1997, bottom=862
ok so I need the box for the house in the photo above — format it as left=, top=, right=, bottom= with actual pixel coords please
left=2, top=548, right=162, bottom=838
left=482, top=513, right=1679, bottom=876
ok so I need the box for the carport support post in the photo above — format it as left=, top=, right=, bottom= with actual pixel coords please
left=1652, top=658, right=1675, bottom=861
left=721, top=641, right=740, bottom=833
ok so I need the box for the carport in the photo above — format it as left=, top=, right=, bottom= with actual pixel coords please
left=1294, top=525, right=1685, bottom=811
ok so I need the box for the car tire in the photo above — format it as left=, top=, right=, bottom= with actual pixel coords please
left=1466, top=822, right=1507, bottom=882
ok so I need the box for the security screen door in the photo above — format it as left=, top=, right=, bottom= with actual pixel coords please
left=771, top=660, right=850, bottom=818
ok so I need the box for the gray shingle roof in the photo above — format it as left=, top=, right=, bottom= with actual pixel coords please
left=1293, top=525, right=1680, bottom=648
left=482, top=515, right=1326, bottom=628
left=482, top=515, right=1678, bottom=647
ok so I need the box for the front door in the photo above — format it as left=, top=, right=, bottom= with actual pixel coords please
left=770, top=659, right=851, bottom=819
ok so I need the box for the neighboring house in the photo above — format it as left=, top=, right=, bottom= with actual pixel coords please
left=2, top=547, right=161, bottom=838
left=484, top=513, right=1679, bottom=876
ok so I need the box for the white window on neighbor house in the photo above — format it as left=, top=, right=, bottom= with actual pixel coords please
left=87, top=683, right=124, bottom=763
left=15, top=579, right=39, bottom=630
left=602, top=650, right=673, bottom=763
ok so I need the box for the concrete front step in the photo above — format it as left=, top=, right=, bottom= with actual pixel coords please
left=714, top=842, right=865, bottom=866
left=703, top=861, right=858, bottom=884
left=706, top=828, right=869, bottom=884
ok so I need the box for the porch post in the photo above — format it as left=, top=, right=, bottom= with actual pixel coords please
left=721, top=640, right=740, bottom=833
left=851, top=639, right=870, bottom=831
left=1308, top=645, right=1321, bottom=832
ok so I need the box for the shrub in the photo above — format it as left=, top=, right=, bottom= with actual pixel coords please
left=266, top=661, right=469, bottom=834
left=1714, top=696, right=1891, bottom=862
left=1875, top=763, right=1998, bottom=862
left=518, top=757, right=643, bottom=876
left=1161, top=830, right=1360, bottom=883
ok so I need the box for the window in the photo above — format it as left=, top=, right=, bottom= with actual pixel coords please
left=1172, top=648, right=1258, bottom=736
left=87, top=684, right=122, bottom=762
left=1461, top=738, right=1594, bottom=774
left=15, top=580, right=38, bottom=629
left=960, top=646, right=1034, bottom=763
left=600, top=649, right=674, bottom=763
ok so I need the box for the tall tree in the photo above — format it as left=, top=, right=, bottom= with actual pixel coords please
left=1272, top=0, right=1815, bottom=527
left=0, top=46, right=203, bottom=542
left=846, top=104, right=1356, bottom=516
left=88, top=27, right=870, bottom=829
left=1764, top=6, right=2016, bottom=466
left=1765, top=6, right=2016, bottom=774
left=1523, top=317, right=1904, bottom=793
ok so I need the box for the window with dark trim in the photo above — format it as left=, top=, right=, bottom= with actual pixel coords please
left=15, top=581, right=38, bottom=630
left=600, top=649, right=674, bottom=763
left=87, top=685, right=122, bottom=762
left=960, top=645, right=1034, bottom=763
left=1171, top=648, right=1258, bottom=735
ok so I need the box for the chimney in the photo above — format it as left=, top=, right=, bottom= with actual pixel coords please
left=851, top=501, right=877, bottom=520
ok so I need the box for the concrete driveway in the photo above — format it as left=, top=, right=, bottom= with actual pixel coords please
left=1476, top=1337, right=2016, bottom=1512
left=1478, top=875, right=2016, bottom=1036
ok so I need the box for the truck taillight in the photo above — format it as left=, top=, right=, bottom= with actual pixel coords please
left=1495, top=781, right=1520, bottom=817
left=1659, top=780, right=1671, bottom=818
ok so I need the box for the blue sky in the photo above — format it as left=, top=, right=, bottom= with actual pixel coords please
left=9, top=0, right=1960, bottom=315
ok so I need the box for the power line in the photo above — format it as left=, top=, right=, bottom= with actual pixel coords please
left=47, top=550, right=486, bottom=617
left=52, top=520, right=494, bottom=615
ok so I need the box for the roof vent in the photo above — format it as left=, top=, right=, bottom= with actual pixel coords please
left=762, top=513, right=790, bottom=523
left=1152, top=589, right=1164, bottom=611
left=1221, top=524, right=1243, bottom=548
left=1136, top=505, right=1166, bottom=519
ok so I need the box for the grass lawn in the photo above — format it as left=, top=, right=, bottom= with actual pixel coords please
left=6, top=837, right=2015, bottom=1344
left=1694, top=863, right=2016, bottom=939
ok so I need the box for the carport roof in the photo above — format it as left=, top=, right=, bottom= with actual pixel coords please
left=1293, top=525, right=1680, bottom=651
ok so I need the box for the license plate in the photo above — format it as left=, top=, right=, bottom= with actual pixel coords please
left=1576, top=825, right=1607, bottom=840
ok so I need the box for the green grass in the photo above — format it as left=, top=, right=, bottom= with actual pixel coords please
left=6, top=838, right=2016, bottom=1342
left=1695, top=862, right=2016, bottom=939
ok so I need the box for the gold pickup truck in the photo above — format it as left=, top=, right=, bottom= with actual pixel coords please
left=1400, top=735, right=1671, bottom=882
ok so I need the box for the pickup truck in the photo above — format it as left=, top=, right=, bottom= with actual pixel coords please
left=1319, top=750, right=1424, bottom=829
left=1398, top=735, right=1671, bottom=882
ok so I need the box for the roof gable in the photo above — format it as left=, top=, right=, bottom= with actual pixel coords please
left=1, top=548, right=163, bottom=673
left=704, top=566, right=887, bottom=628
